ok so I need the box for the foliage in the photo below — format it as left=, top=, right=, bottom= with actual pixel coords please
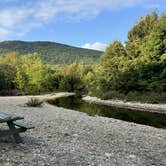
left=57, top=63, right=86, bottom=95
left=25, top=98, right=43, bottom=107
left=83, top=64, right=109, bottom=96
left=0, top=53, right=87, bottom=95
left=126, top=11, right=158, bottom=58
left=85, top=11, right=166, bottom=103
left=14, top=53, right=54, bottom=93
left=101, top=91, right=166, bottom=104
left=0, top=52, right=18, bottom=94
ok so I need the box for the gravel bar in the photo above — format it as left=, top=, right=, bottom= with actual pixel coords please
left=83, top=96, right=166, bottom=114
left=0, top=93, right=165, bottom=166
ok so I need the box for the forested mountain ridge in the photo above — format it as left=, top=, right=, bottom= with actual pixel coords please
left=0, top=40, right=102, bottom=64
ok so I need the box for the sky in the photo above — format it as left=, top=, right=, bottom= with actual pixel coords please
left=0, top=0, right=166, bottom=51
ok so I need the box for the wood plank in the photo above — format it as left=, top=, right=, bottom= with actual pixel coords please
left=13, top=121, right=34, bottom=129
left=7, top=116, right=24, bottom=122
left=0, top=112, right=11, bottom=120
left=0, top=112, right=24, bottom=123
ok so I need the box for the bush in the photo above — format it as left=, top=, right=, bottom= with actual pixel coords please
left=25, top=98, right=43, bottom=107
left=58, top=75, right=85, bottom=94
left=101, top=91, right=125, bottom=100
left=101, top=91, right=166, bottom=104
left=126, top=92, right=166, bottom=104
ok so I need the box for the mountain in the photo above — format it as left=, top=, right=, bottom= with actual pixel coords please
left=0, top=40, right=103, bottom=64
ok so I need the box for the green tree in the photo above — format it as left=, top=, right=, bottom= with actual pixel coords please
left=58, top=63, right=86, bottom=94
left=126, top=11, right=158, bottom=59
left=142, top=13, right=166, bottom=61
left=14, top=53, right=53, bottom=93
left=0, top=64, right=16, bottom=92
left=100, top=40, right=127, bottom=86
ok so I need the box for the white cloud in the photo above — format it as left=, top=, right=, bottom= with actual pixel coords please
left=144, top=3, right=160, bottom=9
left=82, top=42, right=108, bottom=51
left=0, top=0, right=147, bottom=39
left=0, top=27, right=10, bottom=36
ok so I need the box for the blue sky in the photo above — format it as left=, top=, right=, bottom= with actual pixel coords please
left=0, top=0, right=165, bottom=51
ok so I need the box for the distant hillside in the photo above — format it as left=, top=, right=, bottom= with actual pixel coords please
left=0, top=41, right=102, bottom=64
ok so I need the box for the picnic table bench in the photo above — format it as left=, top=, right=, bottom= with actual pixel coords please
left=0, top=112, right=34, bottom=143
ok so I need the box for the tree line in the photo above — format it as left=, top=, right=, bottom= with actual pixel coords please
left=0, top=52, right=87, bottom=95
left=0, top=12, right=166, bottom=103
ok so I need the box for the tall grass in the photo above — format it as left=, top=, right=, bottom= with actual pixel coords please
left=25, top=98, right=43, bottom=107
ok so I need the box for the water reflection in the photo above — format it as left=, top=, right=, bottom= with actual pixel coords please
left=48, top=96, right=166, bottom=129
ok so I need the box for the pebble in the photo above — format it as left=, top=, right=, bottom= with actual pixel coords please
left=0, top=94, right=165, bottom=166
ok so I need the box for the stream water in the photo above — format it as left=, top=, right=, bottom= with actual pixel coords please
left=48, top=96, right=166, bottom=129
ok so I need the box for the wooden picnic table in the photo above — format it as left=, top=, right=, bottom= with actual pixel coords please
left=0, top=112, right=34, bottom=143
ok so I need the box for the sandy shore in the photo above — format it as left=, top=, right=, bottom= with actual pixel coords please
left=0, top=93, right=166, bottom=166
left=83, top=96, right=166, bottom=114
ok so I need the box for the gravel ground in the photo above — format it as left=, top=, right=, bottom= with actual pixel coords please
left=83, top=96, right=166, bottom=114
left=0, top=93, right=166, bottom=166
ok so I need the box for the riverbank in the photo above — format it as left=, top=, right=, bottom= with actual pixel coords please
left=83, top=96, right=166, bottom=114
left=0, top=92, right=75, bottom=101
left=0, top=93, right=165, bottom=165
left=1, top=92, right=166, bottom=114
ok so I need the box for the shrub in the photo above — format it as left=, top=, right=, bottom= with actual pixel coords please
left=25, top=98, right=43, bottom=107
left=101, top=91, right=125, bottom=100
left=101, top=91, right=166, bottom=104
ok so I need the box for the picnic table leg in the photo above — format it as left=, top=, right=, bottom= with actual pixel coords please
left=7, top=121, right=22, bottom=143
